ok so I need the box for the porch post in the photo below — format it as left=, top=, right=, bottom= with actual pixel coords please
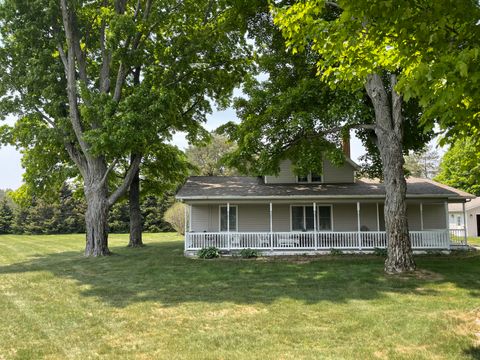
left=357, top=202, right=361, bottom=250
left=444, top=201, right=450, bottom=249
left=420, top=203, right=424, bottom=231
left=462, top=202, right=468, bottom=245
left=189, top=205, right=192, bottom=232
left=313, top=202, right=317, bottom=250
left=184, top=203, right=188, bottom=251
left=376, top=202, right=380, bottom=231
left=227, top=202, right=230, bottom=251
left=269, top=202, right=273, bottom=251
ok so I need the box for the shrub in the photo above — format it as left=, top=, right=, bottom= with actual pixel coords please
left=373, top=247, right=387, bottom=257
left=198, top=247, right=219, bottom=259
left=330, top=248, right=343, bottom=256
left=164, top=202, right=188, bottom=235
left=240, top=248, right=258, bottom=258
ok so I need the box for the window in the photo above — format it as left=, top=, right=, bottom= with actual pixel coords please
left=291, top=205, right=332, bottom=231
left=457, top=216, right=462, bottom=226
left=297, top=173, right=323, bottom=183
left=220, top=206, right=237, bottom=232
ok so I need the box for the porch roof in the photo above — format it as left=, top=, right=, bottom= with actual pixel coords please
left=176, top=176, right=475, bottom=201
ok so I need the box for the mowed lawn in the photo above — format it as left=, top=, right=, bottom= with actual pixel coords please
left=1, top=234, right=480, bottom=360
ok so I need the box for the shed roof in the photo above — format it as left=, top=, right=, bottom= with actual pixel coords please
left=176, top=176, right=474, bottom=201
left=449, top=196, right=480, bottom=212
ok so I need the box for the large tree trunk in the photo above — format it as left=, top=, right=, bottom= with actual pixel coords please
left=84, top=179, right=110, bottom=256
left=365, top=73, right=416, bottom=274
left=128, top=169, right=143, bottom=247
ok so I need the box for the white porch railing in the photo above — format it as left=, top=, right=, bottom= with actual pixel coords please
left=449, top=228, right=467, bottom=246
left=185, top=230, right=452, bottom=251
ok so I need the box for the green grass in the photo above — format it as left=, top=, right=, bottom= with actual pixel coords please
left=1, top=234, right=480, bottom=359
left=467, top=236, right=480, bottom=247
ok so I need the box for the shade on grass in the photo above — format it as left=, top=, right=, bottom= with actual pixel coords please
left=0, top=233, right=479, bottom=359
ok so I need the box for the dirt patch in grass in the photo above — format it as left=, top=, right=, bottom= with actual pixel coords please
left=393, top=269, right=445, bottom=282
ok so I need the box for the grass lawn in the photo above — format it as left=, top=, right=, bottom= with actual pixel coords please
left=1, top=234, right=480, bottom=359
left=468, top=237, right=480, bottom=247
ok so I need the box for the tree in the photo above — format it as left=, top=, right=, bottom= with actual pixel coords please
left=0, top=0, right=248, bottom=255
left=0, top=197, right=13, bottom=234
left=185, top=133, right=238, bottom=176
left=404, top=146, right=440, bottom=179
left=164, top=202, right=188, bottom=235
left=435, top=138, right=480, bottom=196
left=272, top=1, right=442, bottom=273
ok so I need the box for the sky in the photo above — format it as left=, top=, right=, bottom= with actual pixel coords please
left=0, top=107, right=367, bottom=190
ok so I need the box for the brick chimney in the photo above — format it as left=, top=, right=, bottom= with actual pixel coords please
left=342, top=132, right=351, bottom=158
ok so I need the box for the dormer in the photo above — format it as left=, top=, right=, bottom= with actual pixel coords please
left=264, top=158, right=359, bottom=184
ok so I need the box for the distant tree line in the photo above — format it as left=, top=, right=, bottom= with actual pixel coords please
left=0, top=185, right=175, bottom=235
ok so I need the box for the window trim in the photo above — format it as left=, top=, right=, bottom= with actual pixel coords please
left=296, top=173, right=323, bottom=184
left=218, top=205, right=238, bottom=232
left=289, top=204, right=333, bottom=232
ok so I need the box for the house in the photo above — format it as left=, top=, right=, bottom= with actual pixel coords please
left=448, top=197, right=480, bottom=238
left=176, top=153, right=474, bottom=255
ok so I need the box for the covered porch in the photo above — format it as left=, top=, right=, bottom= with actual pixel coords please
left=183, top=200, right=468, bottom=253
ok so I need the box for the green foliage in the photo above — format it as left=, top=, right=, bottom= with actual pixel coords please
left=404, top=146, right=440, bottom=179
left=329, top=248, right=343, bottom=256
left=185, top=133, right=239, bottom=176
left=373, top=247, right=387, bottom=257
left=197, top=246, right=220, bottom=259
left=239, top=248, right=259, bottom=259
left=0, top=197, right=13, bottom=234
left=164, top=202, right=187, bottom=235
left=435, top=138, right=480, bottom=196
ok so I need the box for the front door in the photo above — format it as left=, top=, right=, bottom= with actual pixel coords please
left=477, top=214, right=480, bottom=236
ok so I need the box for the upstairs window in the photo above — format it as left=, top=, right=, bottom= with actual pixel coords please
left=296, top=173, right=323, bottom=183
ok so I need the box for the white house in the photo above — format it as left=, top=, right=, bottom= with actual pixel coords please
left=449, top=197, right=480, bottom=238
left=176, top=156, right=474, bottom=255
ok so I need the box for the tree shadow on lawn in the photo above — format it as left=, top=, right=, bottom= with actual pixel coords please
left=0, top=240, right=479, bottom=308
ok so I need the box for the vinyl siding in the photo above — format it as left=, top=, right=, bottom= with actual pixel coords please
left=238, top=204, right=270, bottom=232
left=407, top=204, right=422, bottom=231
left=265, top=159, right=355, bottom=184
left=272, top=204, right=290, bottom=232
left=359, top=203, right=378, bottom=231
left=264, top=160, right=297, bottom=184
left=332, top=203, right=357, bottom=231
left=422, top=203, right=447, bottom=229
left=190, top=205, right=211, bottom=232
left=322, top=160, right=355, bottom=183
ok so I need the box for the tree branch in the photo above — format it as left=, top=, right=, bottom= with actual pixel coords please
left=59, top=0, right=90, bottom=158
left=100, top=158, right=118, bottom=187
left=108, top=154, right=142, bottom=206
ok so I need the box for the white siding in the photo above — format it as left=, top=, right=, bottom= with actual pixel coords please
left=191, top=205, right=211, bottom=232
left=467, top=208, right=480, bottom=237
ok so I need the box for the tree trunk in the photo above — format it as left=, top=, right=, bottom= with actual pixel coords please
left=84, top=180, right=110, bottom=256
left=365, top=73, right=416, bottom=274
left=128, top=169, right=143, bottom=247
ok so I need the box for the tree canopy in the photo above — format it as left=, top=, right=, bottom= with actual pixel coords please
left=0, top=0, right=249, bottom=255
left=435, top=138, right=480, bottom=196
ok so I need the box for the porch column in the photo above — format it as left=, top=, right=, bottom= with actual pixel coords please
left=313, top=202, right=317, bottom=250
left=376, top=203, right=380, bottom=231
left=420, top=203, right=424, bottom=230
left=462, top=202, right=468, bottom=245
left=357, top=202, right=361, bottom=250
left=184, top=203, right=188, bottom=251
left=269, top=202, right=273, bottom=251
left=444, top=201, right=450, bottom=249
left=189, top=205, right=192, bottom=232
left=227, top=202, right=230, bottom=251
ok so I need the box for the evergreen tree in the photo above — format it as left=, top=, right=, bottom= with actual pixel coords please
left=0, top=198, right=13, bottom=234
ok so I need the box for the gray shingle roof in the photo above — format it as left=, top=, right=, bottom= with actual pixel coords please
left=176, top=176, right=474, bottom=201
